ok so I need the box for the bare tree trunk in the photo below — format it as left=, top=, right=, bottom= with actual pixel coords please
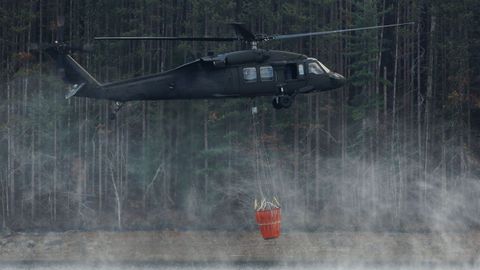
left=376, top=0, right=386, bottom=161
left=1, top=175, right=5, bottom=229
left=314, top=94, right=320, bottom=208
left=391, top=6, right=400, bottom=158
left=384, top=67, right=388, bottom=122
left=293, top=101, right=299, bottom=208
left=53, top=95, right=58, bottom=221
left=203, top=100, right=209, bottom=200
left=416, top=22, right=423, bottom=194
left=305, top=96, right=312, bottom=211
left=31, top=129, right=35, bottom=221
left=110, top=166, right=122, bottom=230
left=424, top=14, right=436, bottom=209
left=142, top=101, right=147, bottom=211
left=7, top=77, right=12, bottom=220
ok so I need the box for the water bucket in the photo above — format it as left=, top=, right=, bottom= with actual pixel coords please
left=255, top=207, right=281, bottom=239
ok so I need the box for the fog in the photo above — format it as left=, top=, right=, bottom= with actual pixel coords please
left=1, top=73, right=479, bottom=266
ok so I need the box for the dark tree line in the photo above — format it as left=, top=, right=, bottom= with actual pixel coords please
left=0, top=0, right=479, bottom=231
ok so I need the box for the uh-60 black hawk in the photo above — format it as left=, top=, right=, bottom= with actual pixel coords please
left=46, top=21, right=413, bottom=113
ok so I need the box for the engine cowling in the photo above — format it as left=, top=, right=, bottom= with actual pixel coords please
left=225, top=50, right=269, bottom=65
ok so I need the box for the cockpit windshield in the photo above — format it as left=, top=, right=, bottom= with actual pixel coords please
left=318, top=61, right=331, bottom=73
left=308, top=62, right=324, bottom=75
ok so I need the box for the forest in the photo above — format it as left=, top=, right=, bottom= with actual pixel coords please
left=0, top=0, right=479, bottom=232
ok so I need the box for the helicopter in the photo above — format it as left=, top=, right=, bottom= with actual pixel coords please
left=46, top=21, right=413, bottom=113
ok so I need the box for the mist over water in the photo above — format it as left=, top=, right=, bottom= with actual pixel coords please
left=1, top=73, right=478, bottom=267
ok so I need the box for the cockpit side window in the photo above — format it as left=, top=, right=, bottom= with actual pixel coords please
left=243, top=67, right=257, bottom=82
left=308, top=62, right=324, bottom=75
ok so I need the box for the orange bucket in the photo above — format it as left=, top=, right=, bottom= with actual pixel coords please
left=255, top=207, right=281, bottom=239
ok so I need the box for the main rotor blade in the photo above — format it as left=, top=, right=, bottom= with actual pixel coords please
left=267, top=22, right=414, bottom=41
left=94, top=36, right=239, bottom=41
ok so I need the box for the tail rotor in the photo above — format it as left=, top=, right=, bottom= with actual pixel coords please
left=31, top=15, right=93, bottom=57
left=17, top=15, right=97, bottom=91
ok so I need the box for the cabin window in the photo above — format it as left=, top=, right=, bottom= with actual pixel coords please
left=308, top=62, right=324, bottom=75
left=260, top=66, right=274, bottom=81
left=285, top=63, right=298, bottom=80
left=298, top=64, right=305, bottom=76
left=243, top=67, right=257, bottom=82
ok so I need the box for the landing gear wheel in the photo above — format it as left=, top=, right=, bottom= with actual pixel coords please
left=279, top=95, right=292, bottom=108
left=272, top=95, right=293, bottom=109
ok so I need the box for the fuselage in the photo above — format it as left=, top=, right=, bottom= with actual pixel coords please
left=74, top=50, right=345, bottom=102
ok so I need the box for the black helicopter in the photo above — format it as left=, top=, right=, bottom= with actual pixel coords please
left=46, top=21, right=413, bottom=111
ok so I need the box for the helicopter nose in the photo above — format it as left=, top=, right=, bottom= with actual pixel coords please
left=330, top=72, right=346, bottom=88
